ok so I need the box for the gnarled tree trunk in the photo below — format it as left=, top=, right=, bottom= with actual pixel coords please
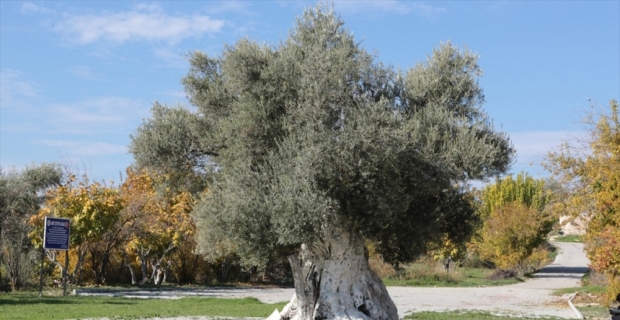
left=271, top=228, right=397, bottom=320
left=123, top=251, right=137, bottom=285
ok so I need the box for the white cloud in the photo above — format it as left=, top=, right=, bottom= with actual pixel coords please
left=157, top=89, right=186, bottom=99
left=410, top=3, right=447, bottom=17
left=153, top=48, right=187, bottom=68
left=206, top=1, right=254, bottom=15
left=45, top=97, right=147, bottom=134
left=21, top=2, right=55, bottom=15
left=54, top=4, right=225, bottom=44
left=510, top=130, right=587, bottom=167
left=0, top=69, right=38, bottom=109
left=32, top=139, right=127, bottom=156
left=68, top=65, right=104, bottom=81
left=334, top=1, right=445, bottom=16
left=2, top=87, right=147, bottom=135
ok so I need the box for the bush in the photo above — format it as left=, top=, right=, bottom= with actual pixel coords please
left=478, top=203, right=554, bottom=274
left=390, top=256, right=462, bottom=284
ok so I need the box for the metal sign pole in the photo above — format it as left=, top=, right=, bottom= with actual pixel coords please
left=38, top=246, right=45, bottom=297
left=63, top=250, right=69, bottom=297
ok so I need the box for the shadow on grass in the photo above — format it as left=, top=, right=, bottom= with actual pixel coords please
left=100, top=300, right=137, bottom=305
left=0, top=296, right=138, bottom=306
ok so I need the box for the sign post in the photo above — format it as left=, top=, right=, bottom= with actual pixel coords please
left=38, top=247, right=44, bottom=297
left=39, top=217, right=71, bottom=297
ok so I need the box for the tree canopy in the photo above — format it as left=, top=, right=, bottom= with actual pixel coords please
left=546, top=99, right=620, bottom=299
left=0, top=163, right=62, bottom=290
left=130, top=5, right=514, bottom=268
left=475, top=173, right=553, bottom=273
left=28, top=174, right=123, bottom=285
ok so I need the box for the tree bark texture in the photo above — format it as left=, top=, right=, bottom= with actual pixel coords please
left=137, top=248, right=150, bottom=284
left=71, top=245, right=88, bottom=285
left=124, top=254, right=137, bottom=285
left=46, top=250, right=65, bottom=281
left=273, top=228, right=398, bottom=320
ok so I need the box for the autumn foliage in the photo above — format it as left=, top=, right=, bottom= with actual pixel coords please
left=25, top=168, right=247, bottom=286
left=475, top=173, right=554, bottom=274
left=547, top=100, right=620, bottom=299
left=29, top=175, right=123, bottom=284
left=119, top=168, right=196, bottom=285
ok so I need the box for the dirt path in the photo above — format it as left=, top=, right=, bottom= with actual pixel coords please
left=76, top=242, right=588, bottom=319
left=386, top=242, right=588, bottom=318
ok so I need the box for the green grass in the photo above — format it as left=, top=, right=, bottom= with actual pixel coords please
left=550, top=270, right=615, bottom=319
left=381, top=243, right=558, bottom=288
left=553, top=284, right=608, bottom=296
left=0, top=293, right=287, bottom=320
left=546, top=245, right=559, bottom=261
left=553, top=234, right=584, bottom=243
left=383, top=266, right=522, bottom=287
left=577, top=305, right=614, bottom=319
left=404, top=311, right=563, bottom=319
left=552, top=269, right=608, bottom=299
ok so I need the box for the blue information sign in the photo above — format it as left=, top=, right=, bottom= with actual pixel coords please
left=43, top=217, right=70, bottom=250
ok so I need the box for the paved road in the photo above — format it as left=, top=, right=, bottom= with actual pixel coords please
left=77, top=242, right=589, bottom=319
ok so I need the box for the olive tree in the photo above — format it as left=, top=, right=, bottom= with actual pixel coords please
left=0, top=163, right=62, bottom=290
left=130, top=5, right=513, bottom=320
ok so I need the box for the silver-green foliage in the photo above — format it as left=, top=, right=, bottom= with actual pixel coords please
left=130, top=5, right=514, bottom=267
left=0, top=163, right=63, bottom=233
left=0, top=163, right=62, bottom=288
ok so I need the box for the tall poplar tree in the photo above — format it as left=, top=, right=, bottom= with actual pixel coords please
left=130, top=5, right=513, bottom=319
left=475, top=173, right=553, bottom=274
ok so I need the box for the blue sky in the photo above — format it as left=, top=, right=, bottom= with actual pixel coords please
left=1, top=1, right=619, bottom=183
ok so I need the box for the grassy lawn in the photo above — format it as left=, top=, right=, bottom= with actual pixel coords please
left=554, top=286, right=617, bottom=320
left=577, top=305, right=614, bottom=320
left=383, top=266, right=522, bottom=287
left=404, top=311, right=563, bottom=319
left=552, top=269, right=610, bottom=300
left=553, top=234, right=584, bottom=243
left=0, top=293, right=287, bottom=320
left=553, top=284, right=608, bottom=296
left=552, top=270, right=616, bottom=320
left=0, top=293, right=577, bottom=320
left=379, top=243, right=557, bottom=288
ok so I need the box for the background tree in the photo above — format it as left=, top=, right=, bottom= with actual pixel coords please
left=119, top=168, right=196, bottom=285
left=26, top=168, right=204, bottom=287
left=130, top=5, right=513, bottom=320
left=427, top=190, right=477, bottom=272
left=546, top=100, right=620, bottom=300
left=0, top=164, right=62, bottom=291
left=29, top=175, right=123, bottom=285
left=477, top=172, right=549, bottom=218
left=475, top=173, right=553, bottom=274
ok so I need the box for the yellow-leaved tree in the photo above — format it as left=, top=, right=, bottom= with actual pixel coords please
left=476, top=173, right=553, bottom=274
left=29, top=174, right=123, bottom=285
left=546, top=100, right=620, bottom=300
left=119, top=168, right=195, bottom=285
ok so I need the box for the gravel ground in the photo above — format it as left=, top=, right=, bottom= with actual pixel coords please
left=76, top=242, right=589, bottom=319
